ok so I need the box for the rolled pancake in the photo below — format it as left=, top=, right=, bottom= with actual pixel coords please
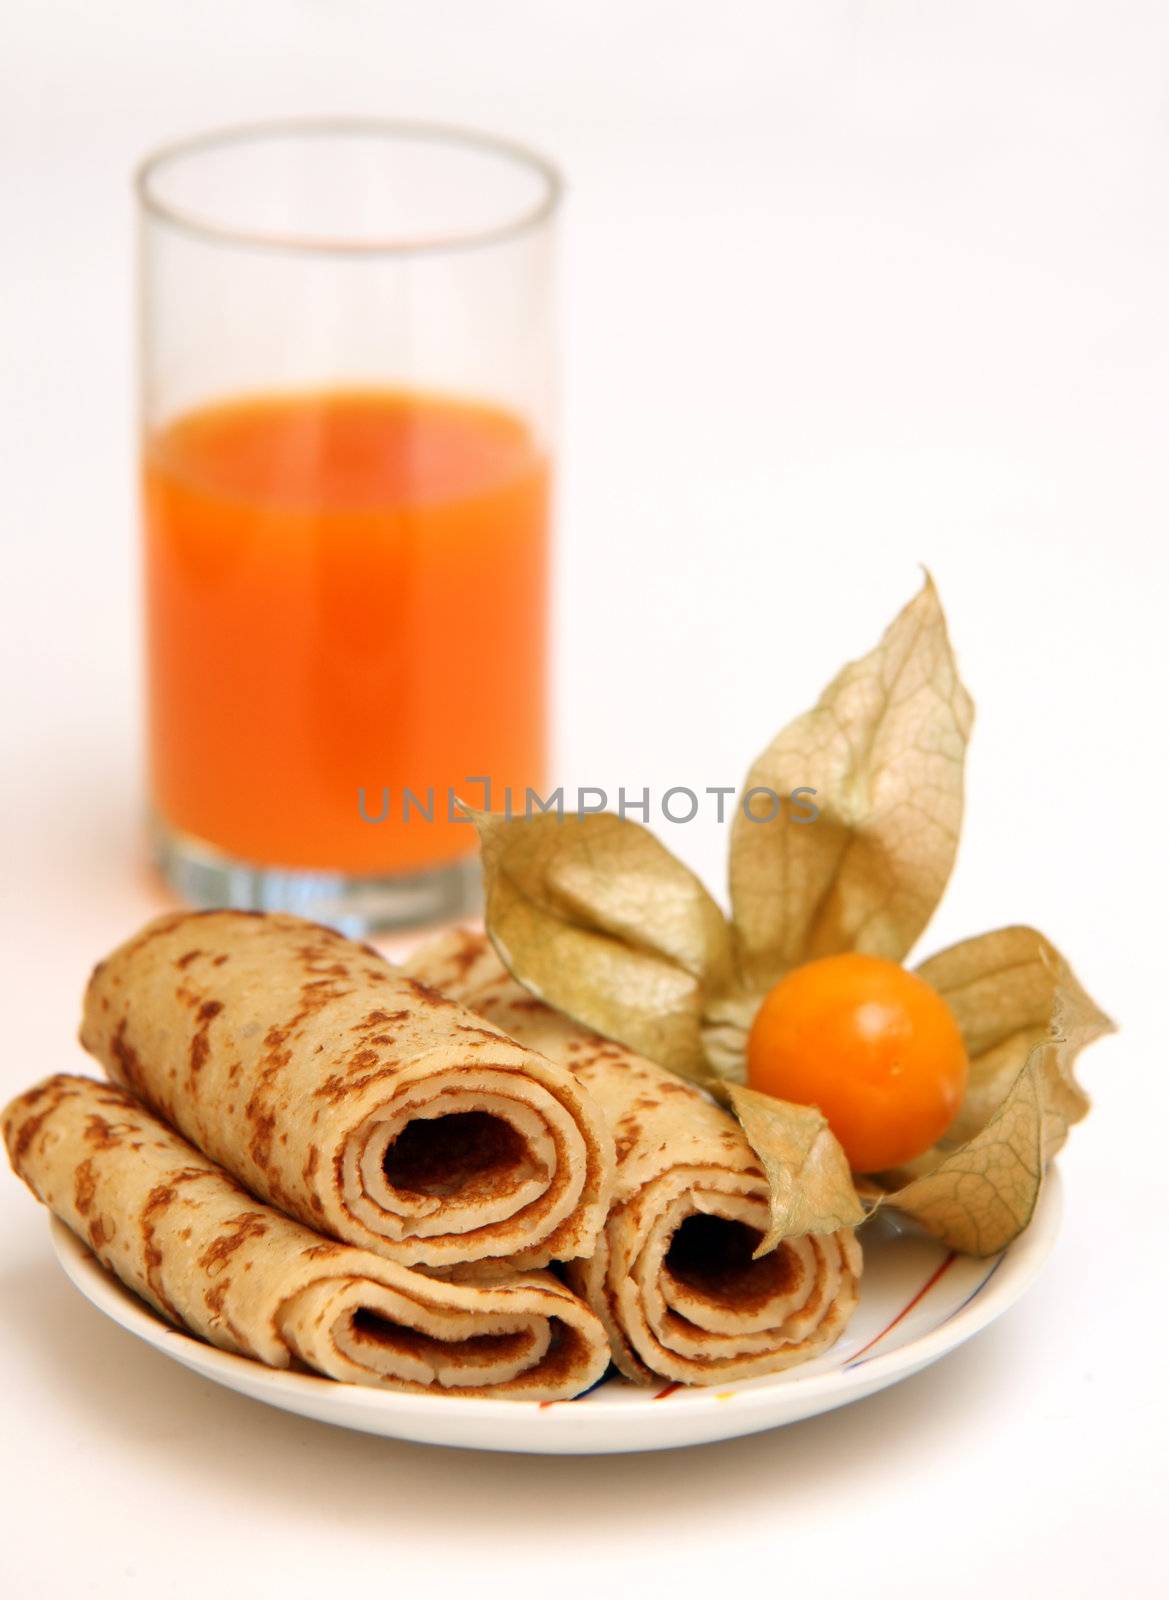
left=5, top=1075, right=610, bottom=1399
left=407, top=929, right=862, bottom=1385
left=79, top=912, right=613, bottom=1270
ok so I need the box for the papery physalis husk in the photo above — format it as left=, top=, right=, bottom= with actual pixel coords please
left=472, top=579, right=1110, bottom=1258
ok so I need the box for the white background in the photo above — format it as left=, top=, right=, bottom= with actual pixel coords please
left=2, top=2, right=1167, bottom=1595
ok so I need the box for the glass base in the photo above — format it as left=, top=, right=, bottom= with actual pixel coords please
left=153, top=821, right=481, bottom=937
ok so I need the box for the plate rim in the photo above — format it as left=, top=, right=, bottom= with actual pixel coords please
left=47, top=1166, right=1063, bottom=1445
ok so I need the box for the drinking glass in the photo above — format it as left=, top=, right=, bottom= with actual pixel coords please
left=137, top=119, right=558, bottom=931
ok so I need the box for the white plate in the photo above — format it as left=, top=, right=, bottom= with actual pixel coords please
left=49, top=1168, right=1061, bottom=1455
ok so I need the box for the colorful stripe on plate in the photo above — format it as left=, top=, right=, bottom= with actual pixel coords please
left=842, top=1251, right=959, bottom=1371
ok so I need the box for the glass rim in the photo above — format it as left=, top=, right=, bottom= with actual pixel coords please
left=135, top=116, right=562, bottom=258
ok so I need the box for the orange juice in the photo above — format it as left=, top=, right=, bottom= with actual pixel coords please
left=143, top=389, right=549, bottom=873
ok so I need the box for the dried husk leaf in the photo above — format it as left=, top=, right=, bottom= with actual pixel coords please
left=1037, top=968, right=1115, bottom=1161
left=726, top=1084, right=866, bottom=1254
left=728, top=574, right=974, bottom=993
left=872, top=943, right=1113, bottom=1254
left=699, top=990, right=762, bottom=1084
left=877, top=1052, right=1047, bottom=1255
left=915, top=925, right=1112, bottom=1151
left=474, top=808, right=733, bottom=1084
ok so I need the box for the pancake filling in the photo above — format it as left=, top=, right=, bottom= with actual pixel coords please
left=664, top=1214, right=798, bottom=1312
left=381, top=1111, right=535, bottom=1202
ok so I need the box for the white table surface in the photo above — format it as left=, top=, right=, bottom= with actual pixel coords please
left=2, top=3, right=1166, bottom=1596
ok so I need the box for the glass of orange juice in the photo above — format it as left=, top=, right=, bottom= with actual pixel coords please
left=137, top=120, right=557, bottom=930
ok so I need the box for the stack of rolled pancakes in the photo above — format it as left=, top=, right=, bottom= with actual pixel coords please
left=5, top=910, right=861, bottom=1398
